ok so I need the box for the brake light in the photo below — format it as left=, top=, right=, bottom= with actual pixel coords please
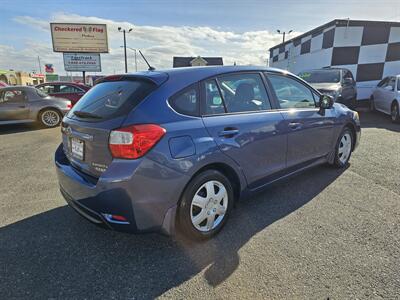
left=109, top=124, right=166, bottom=159
left=66, top=101, right=72, bottom=109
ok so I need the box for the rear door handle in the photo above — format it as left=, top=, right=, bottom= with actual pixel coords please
left=288, top=122, right=302, bottom=130
left=218, top=128, right=239, bottom=137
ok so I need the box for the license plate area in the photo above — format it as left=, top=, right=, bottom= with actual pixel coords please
left=70, top=138, right=84, bottom=161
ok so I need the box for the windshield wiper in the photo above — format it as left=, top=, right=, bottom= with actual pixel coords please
left=73, top=110, right=102, bottom=119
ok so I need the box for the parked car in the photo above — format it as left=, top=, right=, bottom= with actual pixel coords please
left=298, top=67, right=357, bottom=109
left=55, top=66, right=360, bottom=240
left=370, top=75, right=400, bottom=123
left=36, top=82, right=90, bottom=106
left=0, top=86, right=71, bottom=127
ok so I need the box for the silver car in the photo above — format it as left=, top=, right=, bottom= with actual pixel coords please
left=371, top=75, right=400, bottom=123
left=0, top=86, right=71, bottom=127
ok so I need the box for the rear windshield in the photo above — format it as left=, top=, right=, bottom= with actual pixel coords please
left=68, top=79, right=156, bottom=120
left=298, top=70, right=340, bottom=83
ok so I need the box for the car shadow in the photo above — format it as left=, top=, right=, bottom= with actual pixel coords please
left=0, top=123, right=46, bottom=135
left=0, top=165, right=346, bottom=299
left=358, top=111, right=400, bottom=132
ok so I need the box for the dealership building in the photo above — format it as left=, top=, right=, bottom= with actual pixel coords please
left=269, top=19, right=400, bottom=101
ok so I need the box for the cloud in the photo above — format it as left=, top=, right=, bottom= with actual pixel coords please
left=4, top=13, right=302, bottom=75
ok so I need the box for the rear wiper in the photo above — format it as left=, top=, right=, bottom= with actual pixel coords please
left=73, top=110, right=102, bottom=119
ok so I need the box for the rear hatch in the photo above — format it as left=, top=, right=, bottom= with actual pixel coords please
left=61, top=74, right=166, bottom=178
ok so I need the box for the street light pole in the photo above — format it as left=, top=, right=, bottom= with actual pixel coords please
left=37, top=56, right=42, bottom=74
left=120, top=46, right=138, bottom=72
left=118, top=27, right=133, bottom=73
left=277, top=29, right=293, bottom=43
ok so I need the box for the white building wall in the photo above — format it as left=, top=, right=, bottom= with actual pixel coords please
left=270, top=20, right=400, bottom=101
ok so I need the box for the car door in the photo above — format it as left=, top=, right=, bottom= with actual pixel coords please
left=201, top=72, right=287, bottom=189
left=0, top=90, right=30, bottom=121
left=342, top=70, right=357, bottom=103
left=266, top=72, right=335, bottom=168
left=374, top=77, right=388, bottom=111
left=58, top=85, right=85, bottom=104
left=381, top=77, right=396, bottom=114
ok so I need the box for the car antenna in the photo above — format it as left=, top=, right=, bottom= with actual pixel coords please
left=139, top=50, right=155, bottom=71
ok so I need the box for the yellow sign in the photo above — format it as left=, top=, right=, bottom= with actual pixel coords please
left=50, top=23, right=109, bottom=53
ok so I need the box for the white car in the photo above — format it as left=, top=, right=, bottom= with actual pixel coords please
left=370, top=75, right=400, bottom=123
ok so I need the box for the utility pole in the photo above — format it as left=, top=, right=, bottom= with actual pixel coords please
left=277, top=29, right=293, bottom=43
left=118, top=27, right=133, bottom=73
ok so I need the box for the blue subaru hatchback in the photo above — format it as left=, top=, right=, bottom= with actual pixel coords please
left=55, top=66, right=360, bottom=240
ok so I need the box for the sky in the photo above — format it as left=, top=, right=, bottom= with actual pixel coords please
left=1, top=0, right=399, bottom=75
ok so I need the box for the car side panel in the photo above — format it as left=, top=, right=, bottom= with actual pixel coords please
left=280, top=108, right=336, bottom=167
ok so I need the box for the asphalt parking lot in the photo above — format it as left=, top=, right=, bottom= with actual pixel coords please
left=0, top=111, right=399, bottom=299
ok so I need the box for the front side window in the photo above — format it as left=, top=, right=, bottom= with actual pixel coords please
left=169, top=85, right=199, bottom=116
left=343, top=70, right=352, bottom=80
left=268, top=74, right=316, bottom=109
left=377, top=77, right=388, bottom=88
left=387, top=77, right=396, bottom=91
left=0, top=90, right=25, bottom=103
left=216, top=73, right=271, bottom=113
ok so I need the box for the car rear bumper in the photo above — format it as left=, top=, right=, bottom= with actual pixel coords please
left=55, top=143, right=189, bottom=235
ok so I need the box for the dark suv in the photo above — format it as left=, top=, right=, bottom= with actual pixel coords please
left=298, top=68, right=357, bottom=108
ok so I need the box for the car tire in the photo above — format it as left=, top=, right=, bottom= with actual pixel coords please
left=177, top=170, right=234, bottom=240
left=370, top=96, right=375, bottom=112
left=39, top=109, right=62, bottom=128
left=333, top=127, right=354, bottom=168
left=391, top=102, right=400, bottom=123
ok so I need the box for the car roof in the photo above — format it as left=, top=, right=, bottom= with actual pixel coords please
left=301, top=68, right=345, bottom=72
left=122, top=66, right=288, bottom=85
left=0, top=86, right=37, bottom=91
left=37, top=81, right=89, bottom=87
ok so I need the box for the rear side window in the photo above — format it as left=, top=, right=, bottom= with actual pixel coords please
left=38, top=85, right=59, bottom=93
left=60, top=85, right=82, bottom=93
left=204, top=79, right=225, bottom=115
left=69, top=79, right=156, bottom=120
left=169, top=85, right=199, bottom=116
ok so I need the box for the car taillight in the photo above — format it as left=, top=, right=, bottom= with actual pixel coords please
left=109, top=124, right=166, bottom=159
left=66, top=101, right=72, bottom=109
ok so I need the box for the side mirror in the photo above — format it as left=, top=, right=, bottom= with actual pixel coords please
left=319, top=94, right=334, bottom=109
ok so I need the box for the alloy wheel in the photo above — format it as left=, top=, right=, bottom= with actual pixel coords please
left=41, top=110, right=60, bottom=127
